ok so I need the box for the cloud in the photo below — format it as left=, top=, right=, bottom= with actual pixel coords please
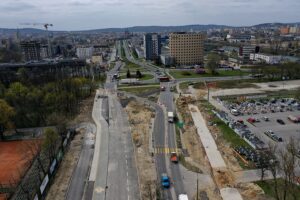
left=0, top=0, right=299, bottom=30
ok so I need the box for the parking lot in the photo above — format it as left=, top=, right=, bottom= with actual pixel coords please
left=238, top=111, right=300, bottom=145
left=220, top=97, right=300, bottom=146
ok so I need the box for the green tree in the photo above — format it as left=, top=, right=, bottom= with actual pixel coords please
left=206, top=53, right=220, bottom=75
left=127, top=69, right=131, bottom=78
left=136, top=70, right=142, bottom=78
left=0, top=99, right=15, bottom=136
left=42, top=128, right=60, bottom=162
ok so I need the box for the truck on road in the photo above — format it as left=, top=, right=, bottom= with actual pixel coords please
left=168, top=112, right=174, bottom=123
left=178, top=194, right=188, bottom=200
left=170, top=152, right=178, bottom=163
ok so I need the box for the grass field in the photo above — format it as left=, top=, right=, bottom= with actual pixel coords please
left=213, top=79, right=260, bottom=89
left=170, top=69, right=249, bottom=79
left=256, top=179, right=300, bottom=200
left=120, top=73, right=154, bottom=81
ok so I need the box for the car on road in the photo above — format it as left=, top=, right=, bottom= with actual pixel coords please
left=277, top=119, right=285, bottom=125
left=160, top=86, right=166, bottom=91
left=161, top=173, right=170, bottom=188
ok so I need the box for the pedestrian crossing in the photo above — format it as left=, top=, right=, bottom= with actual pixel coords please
left=153, top=147, right=180, bottom=154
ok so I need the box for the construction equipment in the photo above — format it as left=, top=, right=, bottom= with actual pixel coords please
left=19, top=23, right=53, bottom=30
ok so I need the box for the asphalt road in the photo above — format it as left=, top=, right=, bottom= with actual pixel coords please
left=159, top=83, right=186, bottom=198
left=92, top=57, right=140, bottom=200
left=66, top=124, right=96, bottom=200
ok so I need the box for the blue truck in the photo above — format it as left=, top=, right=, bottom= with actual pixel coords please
left=161, top=173, right=170, bottom=188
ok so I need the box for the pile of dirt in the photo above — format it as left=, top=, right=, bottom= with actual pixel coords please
left=176, top=97, right=212, bottom=173
left=125, top=100, right=157, bottom=200
left=213, top=169, right=235, bottom=188
left=237, top=182, right=267, bottom=200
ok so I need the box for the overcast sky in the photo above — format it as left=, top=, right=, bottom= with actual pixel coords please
left=0, top=0, right=299, bottom=30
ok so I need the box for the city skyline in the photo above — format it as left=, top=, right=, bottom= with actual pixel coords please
left=0, top=0, right=300, bottom=30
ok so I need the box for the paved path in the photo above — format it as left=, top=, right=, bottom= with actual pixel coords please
left=189, top=105, right=226, bottom=170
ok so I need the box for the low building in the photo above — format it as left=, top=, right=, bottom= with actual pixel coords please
left=250, top=53, right=282, bottom=64
left=239, top=46, right=259, bottom=61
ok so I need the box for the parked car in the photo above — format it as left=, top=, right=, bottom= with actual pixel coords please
left=263, top=116, right=269, bottom=121
left=277, top=119, right=285, bottom=125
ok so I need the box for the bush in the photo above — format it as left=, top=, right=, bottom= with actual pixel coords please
left=181, top=71, right=192, bottom=76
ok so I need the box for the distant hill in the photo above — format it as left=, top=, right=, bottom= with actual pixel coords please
left=0, top=22, right=299, bottom=35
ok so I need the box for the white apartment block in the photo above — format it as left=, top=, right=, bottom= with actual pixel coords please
left=250, top=53, right=282, bottom=64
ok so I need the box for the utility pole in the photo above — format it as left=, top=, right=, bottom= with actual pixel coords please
left=196, top=173, right=199, bottom=200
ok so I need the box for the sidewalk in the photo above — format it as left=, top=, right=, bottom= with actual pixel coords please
left=188, top=105, right=226, bottom=170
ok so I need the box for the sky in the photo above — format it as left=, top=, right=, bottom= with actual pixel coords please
left=0, top=0, right=300, bottom=30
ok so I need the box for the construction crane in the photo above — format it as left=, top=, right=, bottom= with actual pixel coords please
left=19, top=22, right=54, bottom=57
left=19, top=23, right=53, bottom=31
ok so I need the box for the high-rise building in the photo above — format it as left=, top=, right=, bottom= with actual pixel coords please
left=143, top=33, right=161, bottom=60
left=20, top=41, right=41, bottom=62
left=169, top=32, right=205, bottom=65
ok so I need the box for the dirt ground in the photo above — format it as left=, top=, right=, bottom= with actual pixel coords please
left=45, top=94, right=95, bottom=200
left=125, top=99, right=157, bottom=200
left=177, top=96, right=210, bottom=172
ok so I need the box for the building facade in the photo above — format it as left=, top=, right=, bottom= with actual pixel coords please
left=250, top=53, right=282, bottom=64
left=239, top=45, right=259, bottom=60
left=20, top=41, right=41, bottom=62
left=76, top=47, right=94, bottom=59
left=143, top=33, right=161, bottom=60
left=169, top=32, right=205, bottom=66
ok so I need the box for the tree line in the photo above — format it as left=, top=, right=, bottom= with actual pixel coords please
left=0, top=76, right=96, bottom=133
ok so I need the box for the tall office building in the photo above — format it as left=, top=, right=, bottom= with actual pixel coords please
left=169, top=32, right=205, bottom=66
left=143, top=33, right=161, bottom=60
left=20, top=41, right=41, bottom=62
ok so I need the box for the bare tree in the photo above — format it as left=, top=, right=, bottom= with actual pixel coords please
left=267, top=143, right=281, bottom=200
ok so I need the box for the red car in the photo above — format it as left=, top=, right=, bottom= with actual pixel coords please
left=247, top=118, right=256, bottom=123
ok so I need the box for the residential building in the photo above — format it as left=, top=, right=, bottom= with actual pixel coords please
left=20, top=41, right=41, bottom=62
left=289, top=27, right=298, bottom=34
left=250, top=53, right=282, bottom=64
left=227, top=34, right=253, bottom=43
left=280, top=27, right=290, bottom=35
left=169, top=32, right=205, bottom=66
left=76, top=46, right=94, bottom=59
left=143, top=33, right=161, bottom=60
